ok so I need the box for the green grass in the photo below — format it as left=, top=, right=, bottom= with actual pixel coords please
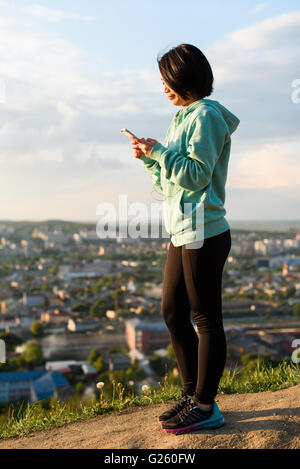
left=219, top=360, right=299, bottom=394
left=0, top=361, right=299, bottom=440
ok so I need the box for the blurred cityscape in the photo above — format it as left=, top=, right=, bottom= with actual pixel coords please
left=0, top=220, right=300, bottom=405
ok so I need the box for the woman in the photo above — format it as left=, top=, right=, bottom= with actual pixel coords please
left=131, top=44, right=240, bottom=434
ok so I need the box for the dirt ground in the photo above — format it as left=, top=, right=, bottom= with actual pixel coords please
left=0, top=384, right=299, bottom=449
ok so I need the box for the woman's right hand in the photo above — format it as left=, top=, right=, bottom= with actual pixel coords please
left=131, top=138, right=144, bottom=159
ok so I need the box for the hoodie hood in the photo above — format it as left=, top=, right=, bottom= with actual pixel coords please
left=176, top=98, right=240, bottom=135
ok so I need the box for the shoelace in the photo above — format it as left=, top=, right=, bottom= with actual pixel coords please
left=177, top=398, right=202, bottom=423
left=171, top=391, right=191, bottom=414
left=178, top=398, right=214, bottom=423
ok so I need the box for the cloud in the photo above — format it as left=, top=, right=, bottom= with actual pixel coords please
left=21, top=4, right=96, bottom=22
left=227, top=186, right=300, bottom=220
left=207, top=10, right=300, bottom=163
left=252, top=3, right=269, bottom=14
left=202, top=9, right=300, bottom=218
left=0, top=5, right=300, bottom=220
left=228, top=142, right=300, bottom=189
left=0, top=9, right=168, bottom=170
left=0, top=1, right=97, bottom=22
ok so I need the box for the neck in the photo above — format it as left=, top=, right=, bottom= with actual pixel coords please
left=182, top=98, right=200, bottom=109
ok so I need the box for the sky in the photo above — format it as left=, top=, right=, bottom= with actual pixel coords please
left=0, top=0, right=300, bottom=223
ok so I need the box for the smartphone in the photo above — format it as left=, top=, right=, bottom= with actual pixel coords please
left=120, top=128, right=138, bottom=140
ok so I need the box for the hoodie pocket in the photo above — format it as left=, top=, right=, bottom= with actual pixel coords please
left=179, top=191, right=206, bottom=235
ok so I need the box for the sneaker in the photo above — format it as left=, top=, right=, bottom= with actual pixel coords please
left=161, top=398, right=225, bottom=434
left=158, top=390, right=193, bottom=423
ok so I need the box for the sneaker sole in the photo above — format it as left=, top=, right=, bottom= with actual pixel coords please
left=163, top=415, right=225, bottom=434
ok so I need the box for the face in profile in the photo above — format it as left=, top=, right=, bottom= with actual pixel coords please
left=161, top=77, right=197, bottom=108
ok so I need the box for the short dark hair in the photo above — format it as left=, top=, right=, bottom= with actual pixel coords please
left=157, top=44, right=214, bottom=101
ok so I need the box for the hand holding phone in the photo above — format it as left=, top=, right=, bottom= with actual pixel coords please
left=121, top=128, right=158, bottom=159
left=121, top=128, right=144, bottom=159
left=121, top=128, right=139, bottom=140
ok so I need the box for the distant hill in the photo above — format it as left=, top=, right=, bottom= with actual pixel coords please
left=1, top=219, right=300, bottom=236
left=228, top=219, right=300, bottom=231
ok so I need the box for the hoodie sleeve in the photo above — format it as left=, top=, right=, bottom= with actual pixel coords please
left=149, top=109, right=228, bottom=192
left=139, top=155, right=163, bottom=191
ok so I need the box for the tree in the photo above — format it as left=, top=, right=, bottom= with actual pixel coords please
left=149, top=353, right=169, bottom=376
left=72, top=302, right=90, bottom=315
left=284, top=286, right=296, bottom=299
left=75, top=381, right=85, bottom=395
left=88, top=349, right=104, bottom=372
left=22, top=340, right=44, bottom=367
left=88, top=348, right=100, bottom=365
left=166, top=343, right=177, bottom=368
left=0, top=332, right=22, bottom=351
left=0, top=356, right=26, bottom=372
left=124, top=365, right=146, bottom=381
left=293, top=303, right=300, bottom=317
left=30, top=321, right=44, bottom=337
left=89, top=298, right=111, bottom=318
left=93, top=356, right=104, bottom=373
left=226, top=346, right=238, bottom=361
left=112, top=288, right=125, bottom=310
left=264, top=307, right=272, bottom=320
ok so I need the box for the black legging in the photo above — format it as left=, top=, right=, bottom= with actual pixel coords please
left=161, top=229, right=231, bottom=404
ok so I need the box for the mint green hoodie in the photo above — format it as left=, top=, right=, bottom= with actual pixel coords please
left=139, top=98, right=240, bottom=246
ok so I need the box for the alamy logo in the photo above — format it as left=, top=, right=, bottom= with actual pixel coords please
left=96, top=194, right=205, bottom=249
left=291, top=339, right=300, bottom=364
left=0, top=339, right=6, bottom=363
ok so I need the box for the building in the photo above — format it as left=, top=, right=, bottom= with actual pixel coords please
left=1, top=298, right=16, bottom=315
left=254, top=239, right=282, bottom=255
left=125, top=318, right=170, bottom=354
left=46, top=360, right=97, bottom=378
left=283, top=238, right=300, bottom=250
left=22, top=293, right=45, bottom=308
left=270, top=256, right=300, bottom=269
left=81, top=363, right=98, bottom=378
left=257, top=259, right=270, bottom=269
left=143, top=283, right=163, bottom=300
left=0, top=316, right=35, bottom=334
left=58, top=261, right=114, bottom=280
left=67, top=318, right=100, bottom=333
left=222, top=299, right=268, bottom=316
left=126, top=278, right=137, bottom=294
left=103, top=353, right=131, bottom=370
left=0, top=370, right=71, bottom=404
left=40, top=308, right=69, bottom=324
left=31, top=371, right=71, bottom=401
left=45, top=360, right=77, bottom=374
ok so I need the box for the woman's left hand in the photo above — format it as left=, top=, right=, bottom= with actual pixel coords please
left=135, top=138, right=158, bottom=158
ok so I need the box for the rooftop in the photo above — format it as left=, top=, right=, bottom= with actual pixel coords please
left=126, top=318, right=168, bottom=332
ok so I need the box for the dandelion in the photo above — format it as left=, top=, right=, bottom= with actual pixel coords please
left=96, top=382, right=106, bottom=404
left=142, top=384, right=150, bottom=392
left=164, top=374, right=169, bottom=388
left=128, top=380, right=134, bottom=386
left=112, top=379, right=116, bottom=405
left=118, top=384, right=125, bottom=401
